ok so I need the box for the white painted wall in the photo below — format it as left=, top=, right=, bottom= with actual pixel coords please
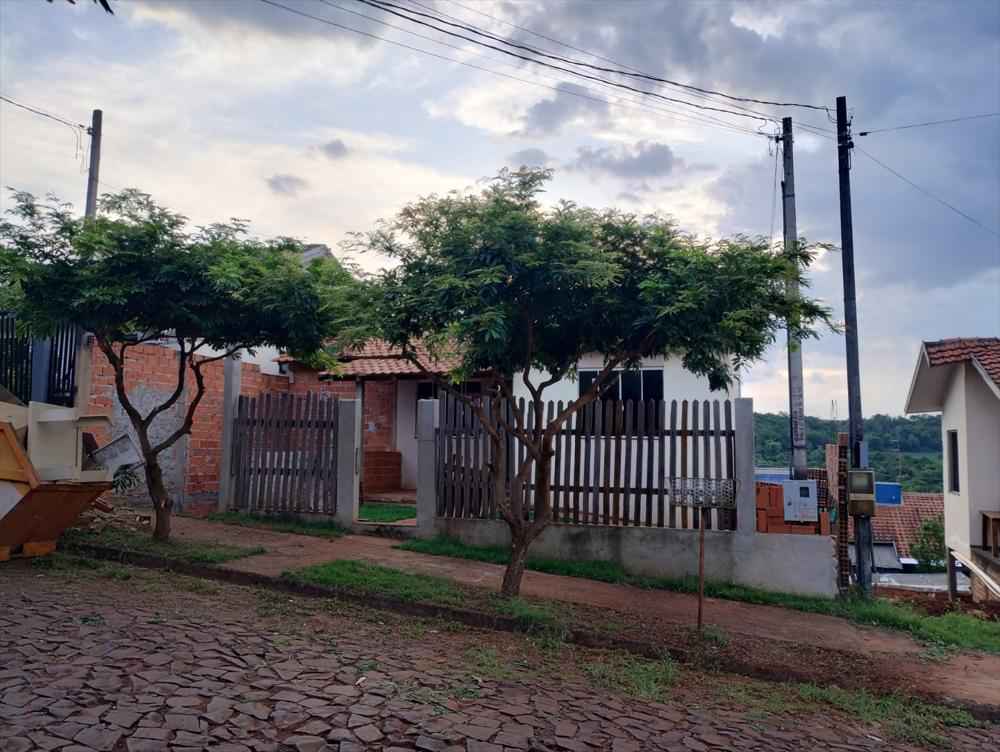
left=940, top=362, right=1000, bottom=556
left=395, top=380, right=418, bottom=489
left=964, top=363, right=1000, bottom=552
left=942, top=364, right=969, bottom=554
left=512, top=353, right=739, bottom=404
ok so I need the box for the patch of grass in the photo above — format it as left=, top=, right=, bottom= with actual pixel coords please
left=797, top=684, right=979, bottom=748
left=464, top=646, right=517, bottom=680
left=584, top=652, right=677, bottom=701
left=286, top=560, right=467, bottom=606
left=63, top=526, right=266, bottom=565
left=397, top=536, right=1000, bottom=654
left=207, top=511, right=345, bottom=539
left=358, top=503, right=416, bottom=523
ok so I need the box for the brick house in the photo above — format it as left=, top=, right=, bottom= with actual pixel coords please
left=284, top=341, right=737, bottom=499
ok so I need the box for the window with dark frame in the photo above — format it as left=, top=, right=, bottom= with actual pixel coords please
left=576, top=368, right=664, bottom=433
left=947, top=430, right=960, bottom=493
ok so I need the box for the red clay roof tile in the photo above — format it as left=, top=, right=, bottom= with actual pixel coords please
left=848, top=492, right=943, bottom=558
left=925, top=337, right=1000, bottom=390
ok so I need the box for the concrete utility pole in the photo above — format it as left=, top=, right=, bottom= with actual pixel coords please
left=781, top=117, right=808, bottom=481
left=84, top=109, right=102, bottom=219
left=836, top=95, right=873, bottom=597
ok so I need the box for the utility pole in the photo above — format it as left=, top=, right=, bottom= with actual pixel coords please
left=84, top=109, right=102, bottom=219
left=781, top=116, right=808, bottom=480
left=836, top=95, right=873, bottom=597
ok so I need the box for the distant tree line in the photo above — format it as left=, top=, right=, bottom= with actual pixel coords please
left=754, top=413, right=943, bottom=492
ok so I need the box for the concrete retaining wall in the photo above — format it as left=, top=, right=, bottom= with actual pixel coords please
left=432, top=518, right=837, bottom=598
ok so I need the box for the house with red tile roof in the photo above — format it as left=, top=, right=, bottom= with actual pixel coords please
left=905, top=337, right=1000, bottom=601
left=283, top=341, right=735, bottom=497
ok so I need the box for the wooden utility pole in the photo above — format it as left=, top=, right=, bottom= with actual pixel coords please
left=84, top=109, right=102, bottom=219
left=781, top=117, right=808, bottom=480
left=836, top=95, right=873, bottom=597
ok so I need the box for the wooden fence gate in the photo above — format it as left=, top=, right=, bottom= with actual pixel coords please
left=231, top=393, right=340, bottom=514
left=436, top=395, right=737, bottom=530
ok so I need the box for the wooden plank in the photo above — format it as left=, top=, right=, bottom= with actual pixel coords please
left=621, top=401, right=633, bottom=526
left=581, top=403, right=594, bottom=524
left=611, top=401, right=623, bottom=525
left=572, top=406, right=583, bottom=524
left=292, top=394, right=310, bottom=511
left=304, top=393, right=318, bottom=512
left=680, top=399, right=689, bottom=529
left=230, top=396, right=245, bottom=509
left=666, top=400, right=676, bottom=527
left=312, top=397, right=327, bottom=513
left=724, top=400, right=735, bottom=530
left=633, top=400, right=644, bottom=527
left=435, top=394, right=445, bottom=516
left=472, top=404, right=482, bottom=518
left=713, top=400, right=723, bottom=526
left=600, top=400, right=611, bottom=525
left=246, top=396, right=261, bottom=513
left=321, top=397, right=334, bottom=515
left=691, top=400, right=700, bottom=529
left=703, top=399, right=713, bottom=530
left=562, top=404, right=573, bottom=525
left=257, top=393, right=272, bottom=512
left=329, top=398, right=340, bottom=515
left=524, top=400, right=534, bottom=520
left=549, top=401, right=559, bottom=522
left=441, top=392, right=452, bottom=517
left=275, top=394, right=291, bottom=513
left=462, top=401, right=473, bottom=518
left=286, top=394, right=301, bottom=512
left=645, top=400, right=655, bottom=527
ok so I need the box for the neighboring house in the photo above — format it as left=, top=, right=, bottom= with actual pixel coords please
left=284, top=342, right=737, bottom=497
left=846, top=492, right=944, bottom=571
left=905, top=337, right=1000, bottom=601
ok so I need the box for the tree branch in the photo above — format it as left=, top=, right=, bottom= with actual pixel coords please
left=141, top=337, right=189, bottom=428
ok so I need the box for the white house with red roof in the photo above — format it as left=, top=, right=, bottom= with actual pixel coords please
left=905, top=337, right=1000, bottom=601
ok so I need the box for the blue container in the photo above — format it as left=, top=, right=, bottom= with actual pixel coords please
left=876, top=482, right=902, bottom=505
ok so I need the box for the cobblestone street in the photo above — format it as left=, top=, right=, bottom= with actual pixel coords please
left=0, top=561, right=996, bottom=752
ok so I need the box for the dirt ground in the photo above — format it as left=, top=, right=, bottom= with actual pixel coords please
left=1, top=559, right=998, bottom=752
left=165, top=516, right=1000, bottom=711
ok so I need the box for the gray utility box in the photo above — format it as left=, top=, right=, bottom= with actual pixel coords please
left=781, top=479, right=818, bottom=523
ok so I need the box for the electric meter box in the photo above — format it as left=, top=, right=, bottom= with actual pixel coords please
left=848, top=469, right=876, bottom=516
left=781, top=479, right=818, bottom=523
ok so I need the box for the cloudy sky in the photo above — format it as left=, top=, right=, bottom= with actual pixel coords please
left=2, top=0, right=998, bottom=417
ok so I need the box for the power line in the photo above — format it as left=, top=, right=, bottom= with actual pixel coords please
left=859, top=112, right=1000, bottom=136
left=855, top=145, right=1000, bottom=239
left=258, top=0, right=767, bottom=139
left=394, top=0, right=830, bottom=113
left=348, top=0, right=779, bottom=127
left=315, top=0, right=763, bottom=138
left=0, top=95, right=87, bottom=130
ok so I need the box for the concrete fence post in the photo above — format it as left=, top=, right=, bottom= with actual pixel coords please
left=217, top=355, right=241, bottom=512
left=335, top=399, right=361, bottom=528
left=734, top=397, right=756, bottom=536
left=415, top=398, right=438, bottom=537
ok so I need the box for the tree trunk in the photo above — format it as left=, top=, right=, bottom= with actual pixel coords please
left=501, top=529, right=531, bottom=597
left=500, top=447, right=552, bottom=597
left=145, top=459, right=173, bottom=541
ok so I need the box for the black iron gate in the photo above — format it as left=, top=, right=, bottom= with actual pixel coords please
left=0, top=313, right=81, bottom=406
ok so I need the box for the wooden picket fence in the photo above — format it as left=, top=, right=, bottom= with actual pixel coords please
left=436, top=395, right=737, bottom=530
left=231, top=393, right=340, bottom=514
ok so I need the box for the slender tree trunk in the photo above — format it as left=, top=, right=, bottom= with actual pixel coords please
left=500, top=447, right=552, bottom=597
left=144, top=459, right=172, bottom=541
left=501, top=529, right=531, bottom=597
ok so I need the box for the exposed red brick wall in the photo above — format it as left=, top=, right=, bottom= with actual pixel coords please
left=362, top=380, right=396, bottom=452
left=363, top=450, right=402, bottom=494
left=287, top=365, right=357, bottom=399
left=84, top=338, right=292, bottom=504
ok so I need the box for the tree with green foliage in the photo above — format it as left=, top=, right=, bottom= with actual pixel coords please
left=357, top=168, right=832, bottom=596
left=911, top=516, right=946, bottom=572
left=0, top=190, right=360, bottom=541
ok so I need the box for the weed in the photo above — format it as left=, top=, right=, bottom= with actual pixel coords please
left=584, top=652, right=677, bottom=701
left=398, top=536, right=1000, bottom=654
left=286, top=560, right=467, bottom=606
left=357, top=503, right=416, bottom=523
left=63, top=526, right=265, bottom=565
left=489, top=595, right=558, bottom=632
left=207, top=512, right=346, bottom=539
left=465, top=646, right=515, bottom=680
left=698, top=625, right=730, bottom=647
left=796, top=684, right=979, bottom=748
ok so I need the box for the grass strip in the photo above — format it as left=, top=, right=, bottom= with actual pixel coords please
left=63, top=526, right=265, bottom=565
left=398, top=536, right=1000, bottom=654
left=358, top=503, right=417, bottom=523
left=207, top=511, right=346, bottom=539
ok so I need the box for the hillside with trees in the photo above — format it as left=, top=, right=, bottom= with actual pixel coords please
left=754, top=413, right=943, bottom=492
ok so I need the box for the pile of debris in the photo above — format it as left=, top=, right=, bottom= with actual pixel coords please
left=73, top=499, right=151, bottom=533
